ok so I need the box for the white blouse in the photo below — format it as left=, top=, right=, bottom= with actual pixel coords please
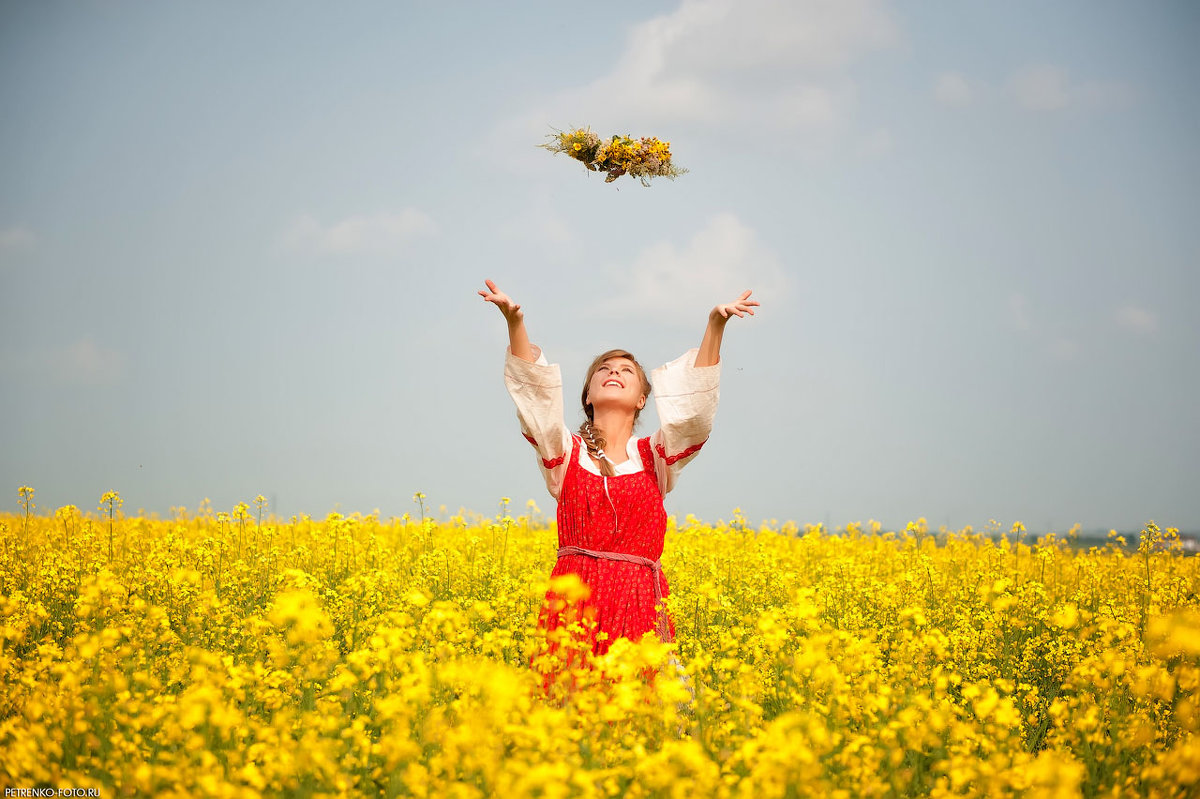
left=504, top=345, right=720, bottom=500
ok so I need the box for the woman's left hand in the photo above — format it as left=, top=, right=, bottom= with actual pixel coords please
left=711, top=290, right=760, bottom=322
left=696, top=290, right=759, bottom=367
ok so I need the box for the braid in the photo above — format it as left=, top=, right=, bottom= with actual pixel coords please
left=579, top=419, right=617, bottom=477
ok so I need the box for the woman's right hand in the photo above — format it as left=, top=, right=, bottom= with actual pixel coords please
left=479, top=279, right=523, bottom=324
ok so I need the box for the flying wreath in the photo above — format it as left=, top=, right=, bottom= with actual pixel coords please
left=539, top=127, right=687, bottom=186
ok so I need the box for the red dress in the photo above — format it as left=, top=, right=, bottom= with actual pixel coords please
left=538, top=435, right=676, bottom=660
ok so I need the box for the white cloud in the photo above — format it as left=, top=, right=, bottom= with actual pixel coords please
left=278, top=209, right=436, bottom=257
left=1008, top=64, right=1133, bottom=112
left=593, top=213, right=788, bottom=325
left=1114, top=305, right=1158, bottom=334
left=0, top=225, right=36, bottom=253
left=645, top=0, right=895, bottom=76
left=52, top=336, right=127, bottom=385
left=773, top=84, right=844, bottom=129
left=934, top=72, right=972, bottom=106
left=501, top=0, right=896, bottom=148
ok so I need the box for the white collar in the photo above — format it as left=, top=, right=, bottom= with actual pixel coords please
left=577, top=435, right=642, bottom=475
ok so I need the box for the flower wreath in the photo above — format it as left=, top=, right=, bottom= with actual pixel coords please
left=540, top=127, right=687, bottom=186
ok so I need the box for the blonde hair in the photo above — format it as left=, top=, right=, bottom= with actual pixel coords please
left=579, top=349, right=652, bottom=477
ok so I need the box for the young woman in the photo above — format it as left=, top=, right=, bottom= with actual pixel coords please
left=478, top=279, right=758, bottom=667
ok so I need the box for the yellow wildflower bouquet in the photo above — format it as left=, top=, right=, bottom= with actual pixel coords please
left=540, top=127, right=687, bottom=186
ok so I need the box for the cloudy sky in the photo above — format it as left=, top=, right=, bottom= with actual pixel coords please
left=2, top=1, right=1197, bottom=532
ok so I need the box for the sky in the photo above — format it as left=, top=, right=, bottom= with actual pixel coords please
left=2, top=0, right=1197, bottom=532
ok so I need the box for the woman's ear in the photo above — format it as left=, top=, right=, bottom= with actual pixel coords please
left=637, top=395, right=646, bottom=410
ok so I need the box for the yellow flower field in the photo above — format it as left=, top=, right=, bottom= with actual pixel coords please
left=1, top=489, right=1198, bottom=798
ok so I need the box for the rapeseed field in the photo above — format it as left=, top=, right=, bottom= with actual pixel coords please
left=1, top=488, right=1197, bottom=798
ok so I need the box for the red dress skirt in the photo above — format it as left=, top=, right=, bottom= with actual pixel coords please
left=538, top=435, right=676, bottom=662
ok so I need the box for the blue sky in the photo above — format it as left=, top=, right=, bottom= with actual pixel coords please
left=2, top=0, right=1197, bottom=531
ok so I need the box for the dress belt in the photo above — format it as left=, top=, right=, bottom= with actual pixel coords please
left=556, top=545, right=674, bottom=643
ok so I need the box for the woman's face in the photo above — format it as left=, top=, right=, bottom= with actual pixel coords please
left=586, top=357, right=646, bottom=413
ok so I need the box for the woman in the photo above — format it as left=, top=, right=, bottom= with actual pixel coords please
left=478, top=279, right=758, bottom=669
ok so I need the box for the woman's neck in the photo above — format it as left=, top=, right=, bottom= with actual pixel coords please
left=591, top=408, right=635, bottom=464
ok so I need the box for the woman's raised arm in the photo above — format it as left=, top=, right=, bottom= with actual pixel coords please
left=695, top=289, right=759, bottom=367
left=479, top=279, right=535, bottom=362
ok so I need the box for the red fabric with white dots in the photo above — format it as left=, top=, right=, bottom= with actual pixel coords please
left=539, top=435, right=676, bottom=656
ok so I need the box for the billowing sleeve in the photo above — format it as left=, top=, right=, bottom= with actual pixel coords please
left=504, top=344, right=573, bottom=500
left=649, top=347, right=721, bottom=495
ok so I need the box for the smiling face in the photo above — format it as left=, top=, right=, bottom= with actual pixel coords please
left=581, top=349, right=651, bottom=422
left=589, top=357, right=642, bottom=405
